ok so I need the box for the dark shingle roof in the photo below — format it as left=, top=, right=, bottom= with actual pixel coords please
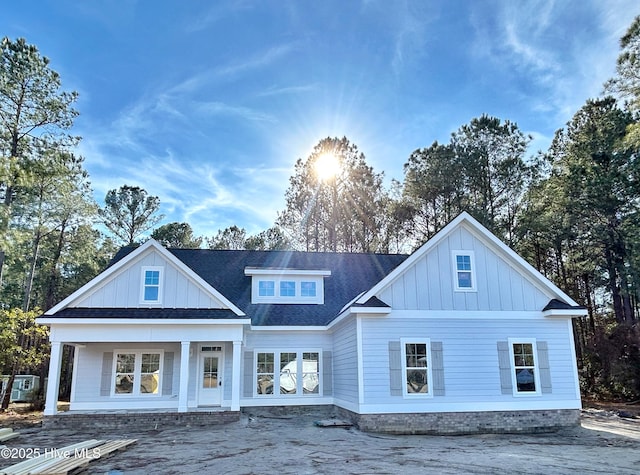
left=107, top=247, right=407, bottom=326
left=542, top=298, right=587, bottom=312
left=352, top=296, right=390, bottom=308
left=173, top=249, right=407, bottom=326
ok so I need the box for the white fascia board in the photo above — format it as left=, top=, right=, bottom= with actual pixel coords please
left=384, top=310, right=542, bottom=319
left=326, top=306, right=390, bottom=330
left=347, top=307, right=391, bottom=316
left=356, top=212, right=582, bottom=308
left=46, top=239, right=245, bottom=316
left=249, top=325, right=327, bottom=332
left=36, top=318, right=252, bottom=326
left=542, top=309, right=588, bottom=318
left=244, top=268, right=331, bottom=276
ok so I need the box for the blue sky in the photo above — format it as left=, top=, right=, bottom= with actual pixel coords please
left=4, top=1, right=639, bottom=239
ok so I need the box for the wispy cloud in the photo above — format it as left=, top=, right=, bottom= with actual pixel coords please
left=184, top=0, right=255, bottom=33
left=470, top=0, right=639, bottom=127
left=195, top=101, right=277, bottom=123
left=214, top=44, right=298, bottom=78
left=256, top=84, right=318, bottom=97
left=388, top=2, right=434, bottom=76
left=81, top=131, right=287, bottom=237
left=168, top=43, right=298, bottom=96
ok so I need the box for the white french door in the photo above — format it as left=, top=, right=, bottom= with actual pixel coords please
left=198, top=351, right=222, bottom=406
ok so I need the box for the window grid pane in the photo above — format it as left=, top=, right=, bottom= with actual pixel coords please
left=302, top=352, right=319, bottom=395
left=143, top=270, right=160, bottom=301
left=301, top=281, right=317, bottom=297
left=455, top=254, right=473, bottom=289
left=256, top=351, right=321, bottom=396
left=145, top=270, right=159, bottom=285
left=280, top=281, right=296, bottom=297
left=457, top=271, right=472, bottom=288
left=144, top=287, right=159, bottom=301
left=258, top=281, right=275, bottom=297
left=116, top=353, right=135, bottom=373
left=405, top=343, right=428, bottom=394
left=279, top=352, right=297, bottom=395
left=202, top=356, right=218, bottom=389
left=141, top=353, right=160, bottom=373
left=115, top=353, right=136, bottom=394
left=257, top=352, right=275, bottom=395
left=513, top=343, right=536, bottom=392
left=140, top=353, right=160, bottom=394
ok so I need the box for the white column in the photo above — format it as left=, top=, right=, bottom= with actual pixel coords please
left=69, top=345, right=80, bottom=404
left=231, top=340, right=242, bottom=411
left=178, top=341, right=191, bottom=413
left=44, top=341, right=63, bottom=416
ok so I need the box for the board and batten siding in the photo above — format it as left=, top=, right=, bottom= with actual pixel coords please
left=243, top=330, right=332, bottom=350
left=74, top=250, right=226, bottom=309
left=72, top=342, right=180, bottom=407
left=358, top=315, right=579, bottom=410
left=379, top=226, right=550, bottom=312
left=331, top=318, right=359, bottom=406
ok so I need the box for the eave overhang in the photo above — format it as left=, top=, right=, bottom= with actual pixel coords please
left=37, top=317, right=252, bottom=326
left=541, top=309, right=588, bottom=318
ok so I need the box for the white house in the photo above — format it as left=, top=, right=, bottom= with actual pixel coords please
left=37, top=212, right=587, bottom=434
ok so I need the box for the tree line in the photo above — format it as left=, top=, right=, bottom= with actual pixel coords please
left=1, top=16, right=640, bottom=406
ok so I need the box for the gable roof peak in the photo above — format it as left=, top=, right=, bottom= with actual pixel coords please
left=45, top=238, right=245, bottom=316
left=355, top=211, right=582, bottom=309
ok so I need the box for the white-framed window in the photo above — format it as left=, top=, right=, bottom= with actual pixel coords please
left=301, top=281, right=317, bottom=297
left=141, top=266, right=163, bottom=303
left=246, top=269, right=330, bottom=304
left=113, top=350, right=163, bottom=396
left=452, top=251, right=476, bottom=291
left=280, top=281, right=296, bottom=297
left=255, top=350, right=321, bottom=396
left=401, top=338, right=432, bottom=397
left=508, top=339, right=540, bottom=396
left=258, top=280, right=275, bottom=297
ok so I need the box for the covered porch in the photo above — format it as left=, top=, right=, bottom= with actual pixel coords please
left=39, top=316, right=250, bottom=416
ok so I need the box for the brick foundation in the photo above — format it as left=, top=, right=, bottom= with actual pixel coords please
left=42, top=410, right=240, bottom=430
left=42, top=406, right=580, bottom=434
left=242, top=405, right=337, bottom=419
left=334, top=407, right=581, bottom=434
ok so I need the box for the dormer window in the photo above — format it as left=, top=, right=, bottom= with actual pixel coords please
left=245, top=268, right=331, bottom=304
left=280, top=281, right=296, bottom=297
left=301, top=281, right=316, bottom=297
left=258, top=281, right=275, bottom=297
left=141, top=266, right=163, bottom=303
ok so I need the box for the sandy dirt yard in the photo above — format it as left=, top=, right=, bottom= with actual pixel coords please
left=0, top=406, right=639, bottom=474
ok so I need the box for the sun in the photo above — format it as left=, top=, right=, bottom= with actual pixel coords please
left=314, top=152, right=341, bottom=182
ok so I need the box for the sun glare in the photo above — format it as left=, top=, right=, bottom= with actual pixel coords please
left=314, top=152, right=341, bottom=182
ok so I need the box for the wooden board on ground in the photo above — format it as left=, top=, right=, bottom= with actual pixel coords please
left=0, top=429, right=19, bottom=442
left=314, top=419, right=353, bottom=428
left=0, top=439, right=137, bottom=475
